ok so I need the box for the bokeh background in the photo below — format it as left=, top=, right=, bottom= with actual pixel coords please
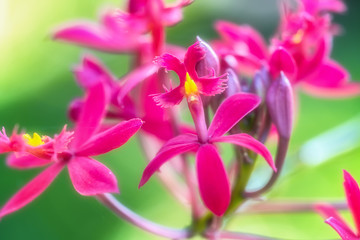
left=0, top=0, right=360, bottom=239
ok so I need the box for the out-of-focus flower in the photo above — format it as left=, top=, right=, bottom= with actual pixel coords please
left=153, top=41, right=228, bottom=108
left=53, top=0, right=192, bottom=54
left=0, top=82, right=143, bottom=218
left=139, top=93, right=276, bottom=216
left=316, top=170, right=360, bottom=239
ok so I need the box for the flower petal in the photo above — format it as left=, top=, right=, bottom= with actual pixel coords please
left=152, top=86, right=184, bottom=108
left=154, top=53, right=186, bottom=83
left=117, top=64, right=158, bottom=104
left=325, top=217, right=358, bottom=240
left=196, top=144, right=230, bottom=216
left=68, top=157, right=119, bottom=195
left=315, top=203, right=352, bottom=233
left=343, top=170, right=360, bottom=234
left=72, top=82, right=108, bottom=149
left=301, top=82, right=360, bottom=98
left=184, top=41, right=206, bottom=80
left=208, top=93, right=261, bottom=138
left=139, top=134, right=199, bottom=188
left=6, top=153, right=51, bottom=169
left=197, top=74, right=228, bottom=96
left=214, top=21, right=268, bottom=60
left=269, top=46, right=297, bottom=79
left=76, top=118, right=143, bottom=156
left=212, top=134, right=276, bottom=171
left=0, top=162, right=64, bottom=218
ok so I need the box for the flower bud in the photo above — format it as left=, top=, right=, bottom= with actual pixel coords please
left=266, top=72, right=294, bottom=139
left=225, top=68, right=241, bottom=97
left=68, top=98, right=84, bottom=122
left=196, top=36, right=220, bottom=77
left=251, top=67, right=270, bottom=100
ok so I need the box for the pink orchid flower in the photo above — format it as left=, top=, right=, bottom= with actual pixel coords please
left=0, top=82, right=143, bottom=218
left=316, top=170, right=360, bottom=239
left=153, top=41, right=228, bottom=108
left=53, top=0, right=192, bottom=54
left=139, top=93, right=276, bottom=216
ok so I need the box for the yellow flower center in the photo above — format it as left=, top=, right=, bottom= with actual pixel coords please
left=184, top=73, right=198, bottom=96
left=291, top=29, right=304, bottom=44
left=23, top=133, right=45, bottom=147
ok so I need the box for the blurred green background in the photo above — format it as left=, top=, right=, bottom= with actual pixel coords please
left=0, top=0, right=360, bottom=239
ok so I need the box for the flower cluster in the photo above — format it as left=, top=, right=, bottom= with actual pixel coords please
left=0, top=0, right=359, bottom=239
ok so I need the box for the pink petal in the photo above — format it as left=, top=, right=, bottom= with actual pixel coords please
left=162, top=6, right=183, bottom=26
left=154, top=53, right=186, bottom=83
left=315, top=203, right=352, bottom=233
left=208, top=93, right=261, bottom=138
left=117, top=64, right=158, bottom=104
left=343, top=170, right=360, bottom=234
left=269, top=46, right=297, bottom=79
left=304, top=60, right=349, bottom=88
left=215, top=21, right=268, bottom=60
left=325, top=217, right=358, bottom=240
left=301, top=82, right=360, bottom=98
left=6, top=153, right=51, bottom=169
left=197, top=74, right=228, bottom=96
left=139, top=134, right=199, bottom=188
left=76, top=118, right=143, bottom=156
left=211, top=134, right=276, bottom=171
left=74, top=55, right=114, bottom=88
left=68, top=157, right=118, bottom=195
left=152, top=86, right=184, bottom=108
left=184, top=41, right=206, bottom=80
left=72, top=82, right=108, bottom=149
left=0, top=162, right=64, bottom=218
left=196, top=144, right=230, bottom=216
left=53, top=23, right=119, bottom=52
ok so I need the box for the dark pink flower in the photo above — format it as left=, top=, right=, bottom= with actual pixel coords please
left=53, top=0, right=192, bottom=54
left=139, top=93, right=276, bottom=216
left=153, top=41, right=228, bottom=108
left=316, top=170, right=360, bottom=239
left=0, top=82, right=143, bottom=218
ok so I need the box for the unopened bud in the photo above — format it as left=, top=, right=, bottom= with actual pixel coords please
left=251, top=67, right=270, bottom=100
left=266, top=72, right=294, bottom=139
left=225, top=68, right=241, bottom=97
left=196, top=36, right=220, bottom=77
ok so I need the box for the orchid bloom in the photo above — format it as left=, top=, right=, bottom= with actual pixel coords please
left=53, top=0, right=192, bottom=54
left=316, top=170, right=360, bottom=239
left=153, top=41, right=228, bottom=108
left=139, top=93, right=276, bottom=216
left=0, top=82, right=143, bottom=218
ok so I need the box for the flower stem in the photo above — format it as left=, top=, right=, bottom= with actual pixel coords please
left=97, top=193, right=193, bottom=239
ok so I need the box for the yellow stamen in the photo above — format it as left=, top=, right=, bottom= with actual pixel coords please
left=184, top=73, right=198, bottom=96
left=291, top=29, right=304, bottom=44
left=23, top=133, right=45, bottom=147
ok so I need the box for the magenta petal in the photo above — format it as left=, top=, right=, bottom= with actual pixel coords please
left=53, top=23, right=117, bottom=51
left=0, top=162, right=64, bottom=218
left=117, top=64, right=158, bottom=103
left=154, top=53, right=186, bottom=83
left=68, top=157, right=118, bottom=195
left=76, top=118, right=143, bottom=156
left=301, top=82, right=360, bottom=98
left=152, top=86, right=184, bottom=108
left=343, top=170, right=360, bottom=234
left=72, top=82, right=107, bottom=149
left=208, top=93, right=261, bottom=138
left=197, top=75, right=228, bottom=96
left=196, top=144, right=230, bottom=216
left=305, top=60, right=349, bottom=88
left=269, top=46, right=297, bottom=78
left=184, top=41, right=206, bottom=80
left=315, top=203, right=351, bottom=230
left=139, top=134, right=199, bottom=188
left=212, top=134, right=276, bottom=171
left=325, top=217, right=358, bottom=240
left=6, top=153, right=51, bottom=169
